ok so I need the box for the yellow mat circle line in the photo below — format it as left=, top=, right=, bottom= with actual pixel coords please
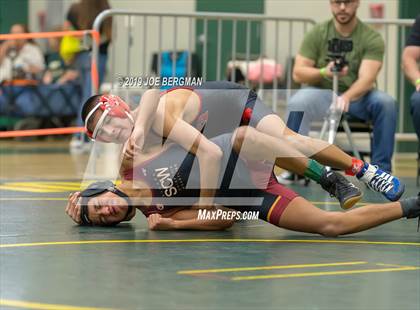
left=177, top=261, right=368, bottom=274
left=0, top=298, right=112, bottom=310
left=1, top=239, right=419, bottom=248
left=231, top=266, right=420, bottom=281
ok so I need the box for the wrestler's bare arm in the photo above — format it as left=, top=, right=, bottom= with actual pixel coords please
left=148, top=207, right=235, bottom=231
left=134, top=90, right=161, bottom=134
left=127, top=89, right=161, bottom=152
left=152, top=96, right=223, bottom=208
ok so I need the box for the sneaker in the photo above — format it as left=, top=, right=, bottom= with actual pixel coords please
left=356, top=163, right=405, bottom=202
left=276, top=171, right=309, bottom=186
left=320, top=170, right=363, bottom=209
left=70, top=135, right=92, bottom=154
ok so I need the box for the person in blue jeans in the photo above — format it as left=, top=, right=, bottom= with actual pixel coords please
left=402, top=14, right=420, bottom=144
left=65, top=0, right=112, bottom=150
left=283, top=0, right=397, bottom=181
left=74, top=50, right=108, bottom=122
left=286, top=87, right=397, bottom=173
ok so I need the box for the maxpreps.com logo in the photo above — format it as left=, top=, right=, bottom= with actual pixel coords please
left=154, top=167, right=178, bottom=197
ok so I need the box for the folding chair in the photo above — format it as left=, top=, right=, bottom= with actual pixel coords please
left=320, top=113, right=373, bottom=161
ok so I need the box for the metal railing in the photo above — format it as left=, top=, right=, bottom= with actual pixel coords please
left=91, top=9, right=315, bottom=111
left=91, top=11, right=417, bottom=142
left=363, top=18, right=415, bottom=135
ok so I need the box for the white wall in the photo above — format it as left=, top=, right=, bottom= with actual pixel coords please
left=106, top=0, right=196, bottom=83
left=108, top=0, right=195, bottom=14
left=28, top=0, right=46, bottom=33
left=29, top=0, right=74, bottom=32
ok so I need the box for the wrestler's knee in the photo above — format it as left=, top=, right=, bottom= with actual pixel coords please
left=231, top=126, right=259, bottom=151
left=319, top=213, right=343, bottom=237
left=369, top=91, right=397, bottom=115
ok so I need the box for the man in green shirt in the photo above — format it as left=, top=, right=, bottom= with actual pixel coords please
left=283, top=0, right=397, bottom=181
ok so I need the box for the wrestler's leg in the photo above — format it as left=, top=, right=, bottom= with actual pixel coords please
left=255, top=115, right=405, bottom=201
left=233, top=126, right=346, bottom=178
left=232, top=126, right=331, bottom=186
left=255, top=114, right=354, bottom=170
left=279, top=196, right=404, bottom=237
left=232, top=131, right=362, bottom=210
left=252, top=179, right=417, bottom=236
left=232, top=125, right=309, bottom=175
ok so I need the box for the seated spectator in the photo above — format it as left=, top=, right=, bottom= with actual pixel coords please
left=402, top=14, right=420, bottom=144
left=42, top=26, right=78, bottom=85
left=0, top=24, right=45, bottom=82
left=281, top=0, right=397, bottom=185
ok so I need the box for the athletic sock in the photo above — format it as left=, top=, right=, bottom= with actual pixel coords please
left=304, top=159, right=326, bottom=183
left=345, top=158, right=365, bottom=176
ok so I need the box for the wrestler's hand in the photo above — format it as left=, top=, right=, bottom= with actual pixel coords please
left=65, top=192, right=82, bottom=224
left=126, top=127, right=145, bottom=159
left=148, top=213, right=175, bottom=230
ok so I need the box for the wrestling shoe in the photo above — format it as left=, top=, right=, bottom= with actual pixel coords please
left=402, top=192, right=420, bottom=218
left=320, top=170, right=363, bottom=210
left=356, top=163, right=405, bottom=201
left=70, top=134, right=92, bottom=154
left=400, top=192, right=420, bottom=232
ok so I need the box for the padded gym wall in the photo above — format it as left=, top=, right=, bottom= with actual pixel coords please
left=195, top=0, right=264, bottom=81
left=0, top=0, right=28, bottom=34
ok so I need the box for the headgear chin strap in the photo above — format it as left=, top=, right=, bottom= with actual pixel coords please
left=85, top=95, right=134, bottom=140
left=79, top=180, right=133, bottom=226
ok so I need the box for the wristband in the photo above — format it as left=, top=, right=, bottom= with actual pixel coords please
left=415, top=78, right=420, bottom=86
left=320, top=67, right=328, bottom=78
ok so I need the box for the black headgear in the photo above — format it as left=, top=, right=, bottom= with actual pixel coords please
left=79, top=181, right=133, bottom=225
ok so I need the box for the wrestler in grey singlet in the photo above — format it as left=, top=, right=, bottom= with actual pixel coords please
left=166, top=81, right=276, bottom=137
left=123, top=134, right=299, bottom=223
left=123, top=134, right=254, bottom=210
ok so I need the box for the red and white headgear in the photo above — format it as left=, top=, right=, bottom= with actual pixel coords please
left=85, top=95, right=134, bottom=140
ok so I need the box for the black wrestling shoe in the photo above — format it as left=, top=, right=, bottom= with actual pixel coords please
left=320, top=170, right=363, bottom=210
left=403, top=192, right=420, bottom=219
left=403, top=192, right=420, bottom=232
